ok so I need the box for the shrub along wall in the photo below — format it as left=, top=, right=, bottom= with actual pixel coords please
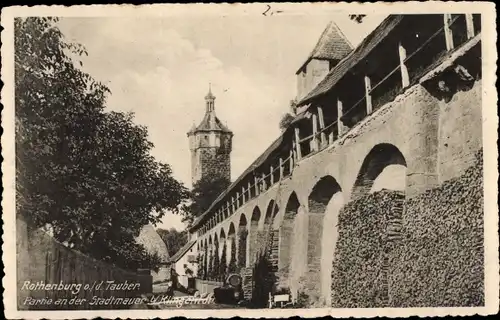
left=388, top=150, right=483, bottom=307
left=331, top=190, right=405, bottom=308
left=331, top=150, right=483, bottom=308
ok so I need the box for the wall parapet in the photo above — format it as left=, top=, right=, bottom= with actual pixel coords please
left=191, top=13, right=482, bottom=240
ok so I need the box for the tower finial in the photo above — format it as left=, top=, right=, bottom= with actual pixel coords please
left=205, top=82, right=215, bottom=112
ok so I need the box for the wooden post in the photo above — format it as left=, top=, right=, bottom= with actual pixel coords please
left=242, top=187, right=246, bottom=203
left=270, top=166, right=274, bottom=185
left=294, top=127, right=302, bottom=160
left=262, top=173, right=267, bottom=191
left=231, top=196, right=236, bottom=213
left=254, top=176, right=259, bottom=195
left=279, top=158, right=284, bottom=180
left=236, top=192, right=240, bottom=208
left=465, top=14, right=475, bottom=39
left=443, top=14, right=454, bottom=51
left=248, top=182, right=252, bottom=198
left=364, top=75, right=373, bottom=115
left=399, top=42, right=410, bottom=88
left=317, top=106, right=326, bottom=148
left=337, top=98, right=345, bottom=138
left=289, top=149, right=294, bottom=169
left=311, top=113, right=318, bottom=152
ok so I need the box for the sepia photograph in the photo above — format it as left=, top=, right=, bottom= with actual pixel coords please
left=1, top=2, right=498, bottom=319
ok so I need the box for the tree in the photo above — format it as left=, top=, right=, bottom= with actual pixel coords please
left=182, top=173, right=231, bottom=225
left=203, top=251, right=208, bottom=280
left=279, top=113, right=295, bottom=131
left=15, top=17, right=189, bottom=271
left=213, top=240, right=220, bottom=281
left=219, top=241, right=227, bottom=281
left=208, top=248, right=215, bottom=281
left=157, top=228, right=188, bottom=256
left=237, top=230, right=248, bottom=271
left=228, top=237, right=237, bottom=274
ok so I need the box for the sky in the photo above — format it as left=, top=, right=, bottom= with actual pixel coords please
left=57, top=12, right=386, bottom=231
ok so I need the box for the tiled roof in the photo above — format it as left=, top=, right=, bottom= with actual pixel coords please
left=296, top=21, right=353, bottom=74
left=297, top=15, right=405, bottom=106
left=189, top=110, right=232, bottom=134
left=169, top=240, right=196, bottom=263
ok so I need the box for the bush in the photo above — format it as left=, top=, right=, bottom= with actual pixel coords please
left=331, top=190, right=405, bottom=308
left=330, top=150, right=483, bottom=308
left=388, top=150, right=484, bottom=307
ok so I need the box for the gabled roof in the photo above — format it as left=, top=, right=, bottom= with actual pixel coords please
left=189, top=110, right=232, bottom=134
left=296, top=21, right=353, bottom=74
left=297, top=15, right=405, bottom=106
left=169, top=240, right=196, bottom=263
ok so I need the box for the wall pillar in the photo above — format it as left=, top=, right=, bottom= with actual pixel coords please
left=289, top=208, right=308, bottom=300
left=406, top=88, right=440, bottom=197
left=277, top=221, right=294, bottom=288
left=303, top=213, right=325, bottom=303
left=247, top=223, right=259, bottom=267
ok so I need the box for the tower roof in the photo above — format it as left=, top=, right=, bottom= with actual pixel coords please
left=190, top=110, right=232, bottom=134
left=188, top=86, right=232, bottom=135
left=296, top=21, right=353, bottom=74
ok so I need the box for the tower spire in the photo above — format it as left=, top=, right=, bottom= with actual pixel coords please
left=205, top=83, right=216, bottom=112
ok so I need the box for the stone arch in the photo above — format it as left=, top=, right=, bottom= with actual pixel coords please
left=277, top=192, right=300, bottom=289
left=247, top=206, right=262, bottom=266
left=264, top=200, right=279, bottom=230
left=237, top=213, right=248, bottom=270
left=306, top=175, right=344, bottom=306
left=350, top=143, right=407, bottom=305
left=351, top=143, right=407, bottom=200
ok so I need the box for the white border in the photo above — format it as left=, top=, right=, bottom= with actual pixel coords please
left=2, top=2, right=498, bottom=318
